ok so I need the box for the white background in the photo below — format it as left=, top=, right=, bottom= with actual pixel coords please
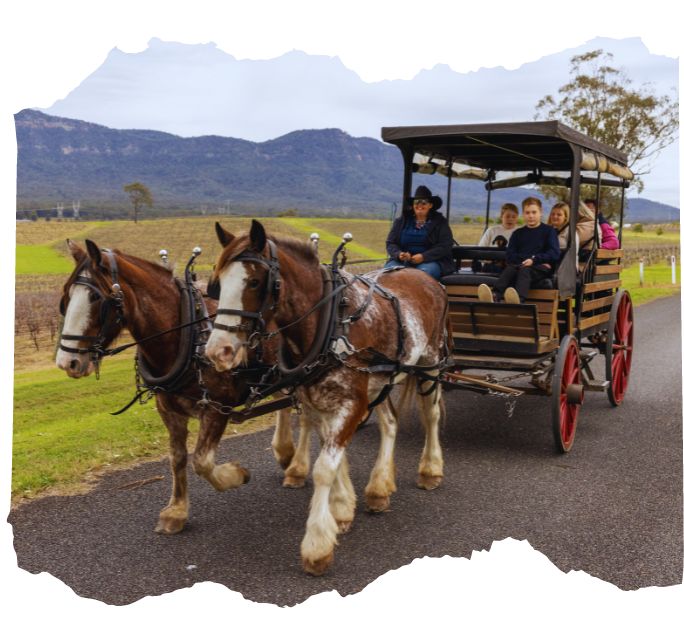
left=1, top=1, right=681, bottom=634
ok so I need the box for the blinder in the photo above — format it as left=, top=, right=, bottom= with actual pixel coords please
left=206, top=274, right=221, bottom=301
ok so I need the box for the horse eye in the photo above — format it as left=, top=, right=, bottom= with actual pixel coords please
left=89, top=291, right=99, bottom=303
left=248, top=278, right=260, bottom=289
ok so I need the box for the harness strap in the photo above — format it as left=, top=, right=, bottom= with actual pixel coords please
left=213, top=308, right=263, bottom=333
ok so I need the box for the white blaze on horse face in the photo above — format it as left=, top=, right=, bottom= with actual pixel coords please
left=206, top=262, right=249, bottom=371
left=55, top=284, right=95, bottom=377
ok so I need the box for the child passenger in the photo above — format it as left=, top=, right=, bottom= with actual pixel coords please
left=478, top=203, right=519, bottom=247
left=478, top=196, right=560, bottom=304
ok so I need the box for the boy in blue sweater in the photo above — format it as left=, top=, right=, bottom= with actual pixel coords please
left=478, top=196, right=560, bottom=303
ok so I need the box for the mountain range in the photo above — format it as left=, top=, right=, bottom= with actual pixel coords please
left=15, top=109, right=679, bottom=222
left=36, top=36, right=679, bottom=208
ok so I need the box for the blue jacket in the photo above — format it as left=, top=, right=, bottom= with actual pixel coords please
left=386, top=210, right=455, bottom=275
left=506, top=223, right=560, bottom=267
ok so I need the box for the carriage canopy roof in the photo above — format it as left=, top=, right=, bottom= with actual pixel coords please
left=381, top=121, right=632, bottom=179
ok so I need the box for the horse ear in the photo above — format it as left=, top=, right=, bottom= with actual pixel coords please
left=215, top=222, right=235, bottom=248
left=85, top=239, right=103, bottom=268
left=250, top=220, right=267, bottom=252
left=66, top=239, right=86, bottom=262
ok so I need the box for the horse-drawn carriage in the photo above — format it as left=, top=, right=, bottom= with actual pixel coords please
left=381, top=121, right=634, bottom=452
left=56, top=120, right=634, bottom=574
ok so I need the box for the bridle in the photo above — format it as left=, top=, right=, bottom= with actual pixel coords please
left=59, top=250, right=125, bottom=367
left=207, top=239, right=281, bottom=354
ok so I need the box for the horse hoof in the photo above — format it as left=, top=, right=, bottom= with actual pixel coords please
left=283, top=475, right=306, bottom=488
left=336, top=519, right=353, bottom=534
left=155, top=517, right=186, bottom=535
left=365, top=494, right=391, bottom=512
left=417, top=474, right=443, bottom=490
left=302, top=552, right=334, bottom=576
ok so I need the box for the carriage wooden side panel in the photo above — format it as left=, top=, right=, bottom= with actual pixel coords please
left=576, top=249, right=624, bottom=333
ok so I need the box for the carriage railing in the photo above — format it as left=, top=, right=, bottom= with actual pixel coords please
left=575, top=248, right=624, bottom=340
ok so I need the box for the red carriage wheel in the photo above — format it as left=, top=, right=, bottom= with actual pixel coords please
left=552, top=335, right=583, bottom=453
left=605, top=290, right=634, bottom=406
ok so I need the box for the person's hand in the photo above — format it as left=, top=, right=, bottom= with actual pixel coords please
left=399, top=252, right=411, bottom=262
left=522, top=258, right=533, bottom=267
left=410, top=254, right=424, bottom=264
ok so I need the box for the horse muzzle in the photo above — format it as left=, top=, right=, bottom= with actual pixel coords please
left=56, top=353, right=95, bottom=378
left=205, top=332, right=248, bottom=372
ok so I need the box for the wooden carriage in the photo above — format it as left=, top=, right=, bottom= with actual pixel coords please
left=381, top=122, right=634, bottom=452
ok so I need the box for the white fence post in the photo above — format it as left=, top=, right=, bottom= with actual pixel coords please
left=639, top=257, right=644, bottom=287
left=671, top=255, right=676, bottom=284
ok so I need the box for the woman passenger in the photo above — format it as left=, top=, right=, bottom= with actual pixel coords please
left=548, top=202, right=571, bottom=249
left=385, top=185, right=455, bottom=280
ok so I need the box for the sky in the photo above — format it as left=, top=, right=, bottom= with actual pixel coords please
left=1, top=1, right=682, bottom=634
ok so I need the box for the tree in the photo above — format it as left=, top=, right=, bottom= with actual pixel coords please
left=123, top=182, right=154, bottom=223
left=535, top=50, right=678, bottom=217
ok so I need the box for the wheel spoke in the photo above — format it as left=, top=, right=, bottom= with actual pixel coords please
left=619, top=318, right=633, bottom=344
left=612, top=351, right=624, bottom=379
left=607, top=294, right=633, bottom=406
left=615, top=368, right=624, bottom=399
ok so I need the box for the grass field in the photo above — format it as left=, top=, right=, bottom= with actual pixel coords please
left=621, top=262, right=680, bottom=305
left=12, top=351, right=275, bottom=502
left=12, top=217, right=680, bottom=503
left=16, top=244, right=74, bottom=274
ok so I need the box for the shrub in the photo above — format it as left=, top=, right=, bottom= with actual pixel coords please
left=632, top=223, right=643, bottom=233
left=656, top=227, right=664, bottom=236
left=463, top=216, right=472, bottom=224
left=278, top=208, right=298, bottom=217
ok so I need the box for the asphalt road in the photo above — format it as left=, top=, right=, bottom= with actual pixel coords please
left=9, top=294, right=682, bottom=606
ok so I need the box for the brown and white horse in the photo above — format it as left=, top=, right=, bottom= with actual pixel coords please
left=205, top=221, right=449, bottom=574
left=55, top=239, right=307, bottom=533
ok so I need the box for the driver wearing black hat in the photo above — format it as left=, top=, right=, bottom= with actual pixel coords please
left=385, top=185, right=455, bottom=279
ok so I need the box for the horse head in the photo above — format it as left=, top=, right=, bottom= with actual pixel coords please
left=55, top=239, right=127, bottom=378
left=205, top=220, right=279, bottom=371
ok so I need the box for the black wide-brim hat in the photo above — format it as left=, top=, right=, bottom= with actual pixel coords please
left=409, top=185, right=442, bottom=211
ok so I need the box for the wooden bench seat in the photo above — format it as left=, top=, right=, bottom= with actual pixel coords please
left=445, top=285, right=560, bottom=355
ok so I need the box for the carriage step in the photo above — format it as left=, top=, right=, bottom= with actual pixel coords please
left=584, top=380, right=610, bottom=392
left=580, top=350, right=598, bottom=362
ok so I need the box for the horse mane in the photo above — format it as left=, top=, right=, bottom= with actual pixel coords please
left=216, top=231, right=318, bottom=271
left=118, top=252, right=176, bottom=281
left=271, top=234, right=318, bottom=264
left=63, top=248, right=175, bottom=297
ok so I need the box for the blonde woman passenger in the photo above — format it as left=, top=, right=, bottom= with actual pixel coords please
left=478, top=203, right=519, bottom=247
left=548, top=202, right=571, bottom=249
